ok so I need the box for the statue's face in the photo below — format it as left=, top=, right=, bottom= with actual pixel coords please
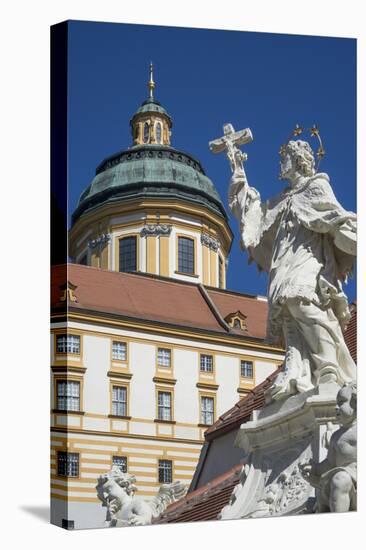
left=279, top=152, right=295, bottom=181
left=336, top=387, right=355, bottom=425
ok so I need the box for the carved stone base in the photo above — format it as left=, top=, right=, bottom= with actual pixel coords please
left=219, top=383, right=340, bottom=519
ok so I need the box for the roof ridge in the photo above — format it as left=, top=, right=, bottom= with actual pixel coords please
left=198, top=284, right=230, bottom=332
left=162, top=464, right=242, bottom=515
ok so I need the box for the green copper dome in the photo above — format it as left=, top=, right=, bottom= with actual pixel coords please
left=71, top=145, right=227, bottom=225
left=72, top=65, right=227, bottom=226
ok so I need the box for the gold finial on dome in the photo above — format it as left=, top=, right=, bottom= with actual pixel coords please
left=148, top=62, right=155, bottom=99
left=130, top=64, right=172, bottom=147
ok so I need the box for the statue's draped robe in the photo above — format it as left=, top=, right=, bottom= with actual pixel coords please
left=229, top=173, right=356, bottom=396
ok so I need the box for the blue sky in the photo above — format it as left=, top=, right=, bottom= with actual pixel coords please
left=67, top=20, right=356, bottom=301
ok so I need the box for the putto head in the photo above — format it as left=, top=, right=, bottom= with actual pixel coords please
left=335, top=382, right=357, bottom=425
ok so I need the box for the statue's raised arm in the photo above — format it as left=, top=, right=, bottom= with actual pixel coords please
left=209, top=125, right=356, bottom=402
left=209, top=123, right=266, bottom=266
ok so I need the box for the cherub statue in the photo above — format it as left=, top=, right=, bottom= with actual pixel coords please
left=300, top=383, right=357, bottom=512
left=96, top=466, right=187, bottom=527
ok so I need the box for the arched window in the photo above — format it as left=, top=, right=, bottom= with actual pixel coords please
left=119, top=236, right=137, bottom=272
left=134, top=125, right=139, bottom=142
left=156, top=122, right=162, bottom=144
left=143, top=122, right=150, bottom=143
left=178, top=236, right=195, bottom=274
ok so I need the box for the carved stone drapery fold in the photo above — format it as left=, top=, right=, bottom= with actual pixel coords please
left=140, top=224, right=172, bottom=238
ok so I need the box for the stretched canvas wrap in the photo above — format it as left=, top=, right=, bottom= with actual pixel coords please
left=50, top=20, right=357, bottom=530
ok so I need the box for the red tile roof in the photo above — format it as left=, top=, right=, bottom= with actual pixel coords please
left=207, top=288, right=268, bottom=339
left=204, top=368, right=280, bottom=441
left=51, top=264, right=269, bottom=340
left=155, top=465, right=242, bottom=524
left=344, top=302, right=357, bottom=363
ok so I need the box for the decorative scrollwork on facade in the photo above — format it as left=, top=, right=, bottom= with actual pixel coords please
left=88, top=233, right=111, bottom=249
left=201, top=233, right=220, bottom=251
left=140, top=224, right=172, bottom=238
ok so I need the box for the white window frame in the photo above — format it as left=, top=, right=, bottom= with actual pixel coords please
left=200, top=354, right=214, bottom=373
left=240, top=360, right=254, bottom=378
left=57, top=452, right=79, bottom=478
left=201, top=396, right=214, bottom=425
left=158, top=391, right=172, bottom=421
left=157, top=348, right=171, bottom=368
left=158, top=459, right=172, bottom=483
left=56, top=380, right=80, bottom=411
left=112, top=341, right=127, bottom=361
left=56, top=334, right=80, bottom=354
left=112, top=385, right=127, bottom=417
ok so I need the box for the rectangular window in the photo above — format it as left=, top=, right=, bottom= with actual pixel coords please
left=158, top=391, right=172, bottom=421
left=112, top=341, right=127, bottom=361
left=240, top=360, right=254, bottom=378
left=112, top=456, right=128, bottom=473
left=158, top=459, right=172, bottom=483
left=178, top=236, right=194, bottom=274
left=56, top=334, right=80, bottom=354
left=119, top=236, right=137, bottom=272
left=57, top=452, right=79, bottom=478
left=112, top=385, right=127, bottom=417
left=56, top=381, right=80, bottom=411
left=200, top=354, right=213, bottom=373
left=157, top=348, right=171, bottom=368
left=201, top=396, right=214, bottom=425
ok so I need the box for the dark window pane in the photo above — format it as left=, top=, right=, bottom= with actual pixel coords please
left=56, top=381, right=80, bottom=411
left=178, top=237, right=194, bottom=274
left=56, top=334, right=80, bottom=354
left=158, top=459, right=172, bottom=483
left=241, top=360, right=253, bottom=378
left=201, top=396, right=214, bottom=425
left=57, top=452, right=79, bottom=477
left=158, top=391, right=172, bottom=421
left=112, top=385, right=127, bottom=416
left=119, top=236, right=137, bottom=272
left=112, top=456, right=127, bottom=472
left=200, top=354, right=213, bottom=372
left=143, top=122, right=149, bottom=143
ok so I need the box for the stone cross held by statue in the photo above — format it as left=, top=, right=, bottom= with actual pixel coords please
left=209, top=123, right=253, bottom=176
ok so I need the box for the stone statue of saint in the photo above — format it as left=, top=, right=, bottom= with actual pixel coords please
left=226, top=136, right=356, bottom=400
left=300, top=383, right=357, bottom=512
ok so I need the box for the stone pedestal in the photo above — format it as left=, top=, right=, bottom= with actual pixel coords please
left=220, top=383, right=340, bottom=519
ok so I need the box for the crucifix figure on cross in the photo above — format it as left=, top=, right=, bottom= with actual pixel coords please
left=209, top=123, right=253, bottom=177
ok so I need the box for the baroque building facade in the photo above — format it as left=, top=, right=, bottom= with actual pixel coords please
left=51, top=69, right=284, bottom=529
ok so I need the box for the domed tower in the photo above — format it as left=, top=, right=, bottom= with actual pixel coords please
left=69, top=65, right=233, bottom=289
